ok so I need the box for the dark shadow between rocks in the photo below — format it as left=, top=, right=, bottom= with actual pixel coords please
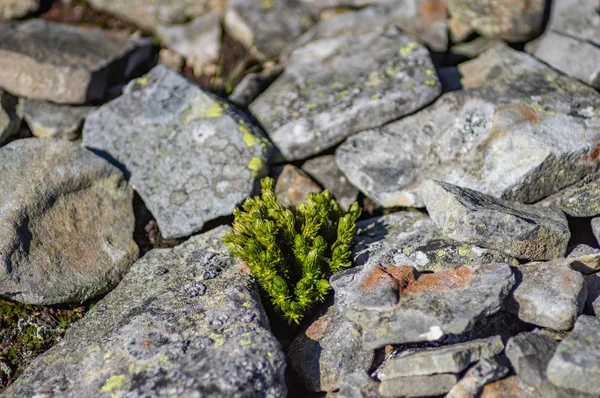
left=86, top=148, right=130, bottom=179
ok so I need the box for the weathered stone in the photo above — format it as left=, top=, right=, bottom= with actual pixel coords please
left=592, top=217, right=600, bottom=245
left=225, top=0, right=317, bottom=60
left=336, top=46, right=600, bottom=208
left=583, top=273, right=600, bottom=316
left=0, top=138, right=138, bottom=304
left=302, top=155, right=358, bottom=211
left=447, top=0, right=545, bottom=41
left=547, top=315, right=600, bottom=395
left=0, top=90, right=19, bottom=145
left=250, top=24, right=440, bottom=160
left=568, top=244, right=600, bottom=274
left=422, top=180, right=570, bottom=261
left=538, top=175, right=600, bottom=218
left=338, top=371, right=382, bottom=398
left=2, top=226, right=287, bottom=397
left=504, top=259, right=586, bottom=330
left=481, top=376, right=539, bottom=398
left=379, top=373, right=458, bottom=397
left=229, top=65, right=284, bottom=108
left=0, top=20, right=153, bottom=104
left=287, top=307, right=373, bottom=392
left=378, top=336, right=503, bottom=379
left=0, top=0, right=39, bottom=19
left=275, top=164, right=321, bottom=208
left=446, top=357, right=509, bottom=398
left=505, top=330, right=558, bottom=389
left=451, top=37, right=505, bottom=58
left=17, top=98, right=94, bottom=140
left=83, top=65, right=271, bottom=239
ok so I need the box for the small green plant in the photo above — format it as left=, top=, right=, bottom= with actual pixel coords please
left=223, top=177, right=361, bottom=324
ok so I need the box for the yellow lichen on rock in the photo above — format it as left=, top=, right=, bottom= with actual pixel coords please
left=100, top=374, right=127, bottom=393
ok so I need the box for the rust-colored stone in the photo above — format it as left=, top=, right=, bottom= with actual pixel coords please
left=402, top=266, right=476, bottom=296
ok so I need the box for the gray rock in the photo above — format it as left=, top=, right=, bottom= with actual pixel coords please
left=2, top=226, right=287, bottom=397
left=568, top=244, right=600, bottom=274
left=250, top=25, right=440, bottom=161
left=583, top=273, right=600, bottom=316
left=301, top=155, right=358, bottom=211
left=274, top=164, right=321, bottom=208
left=0, top=90, right=19, bottom=144
left=287, top=307, right=373, bottom=392
left=17, top=98, right=94, bottom=140
left=550, top=0, right=600, bottom=46
left=506, top=330, right=558, bottom=388
left=336, top=45, right=600, bottom=208
left=537, top=176, right=600, bottom=218
left=338, top=371, right=382, bottom=398
left=378, top=336, right=504, bottom=379
left=379, top=373, right=458, bottom=397
left=592, top=217, right=600, bottom=245
left=480, top=376, right=539, bottom=398
left=0, top=20, right=153, bottom=104
left=422, top=180, right=571, bottom=261
left=83, top=65, right=271, bottom=239
left=225, top=0, right=317, bottom=60
left=446, top=357, right=509, bottom=398
left=547, top=315, right=600, bottom=395
left=229, top=65, right=284, bottom=108
left=0, top=0, right=39, bottom=19
left=0, top=138, right=138, bottom=304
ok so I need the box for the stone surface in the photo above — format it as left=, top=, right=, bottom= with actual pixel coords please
left=2, top=226, right=287, bottom=397
left=287, top=306, right=373, bottom=392
left=584, top=273, right=600, bottom=316
left=0, top=20, right=153, bottom=104
left=538, top=175, right=600, bottom=218
left=378, top=336, right=503, bottom=378
left=481, top=376, right=539, bottom=398
left=338, top=371, right=382, bottom=398
left=446, top=357, right=509, bottom=398
left=547, top=315, right=600, bottom=395
left=379, top=373, right=458, bottom=397
left=447, top=0, right=545, bottom=41
left=250, top=24, right=440, bottom=160
left=593, top=217, right=600, bottom=245
left=568, top=244, right=600, bottom=274
left=0, top=138, right=138, bottom=304
left=225, top=0, right=317, bottom=60
left=422, top=180, right=571, bottom=261
left=301, top=155, right=358, bottom=211
left=336, top=45, right=600, bottom=208
left=83, top=65, right=271, bottom=239
left=0, top=89, right=19, bottom=145
left=0, top=0, right=39, bottom=19
left=229, top=65, right=284, bottom=108
left=17, top=98, right=94, bottom=140
left=504, top=259, right=586, bottom=331
left=274, top=164, right=321, bottom=208
left=505, top=330, right=558, bottom=389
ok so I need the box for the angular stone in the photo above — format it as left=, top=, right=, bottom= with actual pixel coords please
left=83, top=65, right=271, bottom=239
left=506, top=330, right=558, bottom=389
left=301, top=155, right=358, bottom=211
left=0, top=138, right=138, bottom=304
left=583, top=273, right=600, bottom=316
left=568, top=244, right=600, bottom=274
left=274, top=164, right=321, bottom=208
left=250, top=25, right=440, bottom=160
left=379, top=373, right=458, bottom=397
left=229, top=65, right=284, bottom=108
left=549, top=0, right=600, bottom=46
left=338, top=371, right=382, bottom=398
left=504, top=259, right=587, bottom=331
left=538, top=175, right=600, bottom=217
left=547, top=315, right=600, bottom=395
left=378, top=336, right=503, bottom=379
left=446, top=357, right=509, bottom=398
left=1, top=227, right=287, bottom=397
left=0, top=90, right=19, bottom=145
left=0, top=20, right=153, bottom=104
left=287, top=307, right=373, bottom=392
left=225, top=0, right=317, bottom=60
left=17, top=99, right=94, bottom=140
left=0, top=0, right=39, bottom=19
left=481, top=377, right=539, bottom=398
left=423, top=180, right=570, bottom=261
left=336, top=46, right=600, bottom=208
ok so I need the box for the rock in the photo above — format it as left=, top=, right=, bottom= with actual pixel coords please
left=451, top=37, right=505, bottom=58
left=568, top=244, right=600, bottom=274
left=592, top=217, right=600, bottom=244
left=336, top=45, right=600, bottom=208
left=547, top=315, right=600, bottom=395
left=0, top=0, right=39, bottom=20
left=504, top=259, right=586, bottom=331
left=537, top=175, right=600, bottom=217
left=229, top=65, right=284, bottom=108
left=446, top=357, right=509, bottom=398
left=225, top=0, right=317, bottom=60
left=156, top=10, right=221, bottom=74
left=287, top=307, right=373, bottom=392
left=274, top=164, right=322, bottom=208
left=378, top=336, right=504, bottom=379
left=0, top=20, right=153, bottom=104
left=83, top=65, right=271, bottom=239
left=583, top=273, right=600, bottom=316
left=422, top=180, right=571, bottom=261
left=505, top=330, right=558, bottom=389
left=0, top=89, right=19, bottom=144
left=481, top=376, right=539, bottom=398
left=250, top=25, right=440, bottom=161
left=379, top=373, right=458, bottom=397
left=301, top=155, right=358, bottom=211
left=17, top=99, right=94, bottom=140
left=447, top=0, right=545, bottom=41
left=1, top=226, right=287, bottom=397
left=0, top=138, right=138, bottom=304
left=338, top=371, right=382, bottom=398
left=158, top=48, right=184, bottom=72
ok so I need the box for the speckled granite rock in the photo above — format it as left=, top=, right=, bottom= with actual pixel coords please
left=422, top=180, right=570, bottom=261
left=336, top=46, right=600, bottom=208
left=0, top=138, right=138, bottom=305
left=568, top=245, right=600, bottom=274
left=0, top=0, right=39, bottom=19
left=0, top=90, right=19, bottom=145
left=2, top=226, right=287, bottom=398
left=250, top=24, right=440, bottom=160
left=301, top=155, right=358, bottom=211
left=274, top=164, right=321, bottom=208
left=83, top=65, right=271, bottom=239
left=506, top=330, right=558, bottom=389
left=17, top=98, right=94, bottom=140
left=537, top=175, right=600, bottom=218
left=0, top=20, right=153, bottom=104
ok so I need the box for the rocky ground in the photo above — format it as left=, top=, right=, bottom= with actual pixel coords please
left=0, top=0, right=599, bottom=397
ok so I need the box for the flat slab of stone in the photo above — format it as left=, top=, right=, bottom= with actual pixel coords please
left=17, top=98, right=94, bottom=140
left=379, top=373, right=458, bottom=397
left=83, top=65, right=271, bottom=239
left=250, top=24, right=440, bottom=160
left=422, top=180, right=570, bottom=261
left=2, top=226, right=287, bottom=398
left=301, top=155, right=358, bottom=211
left=0, top=90, right=19, bottom=145
left=0, top=20, right=153, bottom=104
left=0, top=138, right=138, bottom=304
left=336, top=45, right=600, bottom=208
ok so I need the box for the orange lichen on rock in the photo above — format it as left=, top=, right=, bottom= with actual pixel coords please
left=305, top=313, right=331, bottom=341
left=361, top=266, right=418, bottom=292
left=402, top=266, right=477, bottom=296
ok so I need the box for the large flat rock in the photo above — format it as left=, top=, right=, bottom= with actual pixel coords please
left=2, top=226, right=287, bottom=397
left=83, top=65, right=272, bottom=239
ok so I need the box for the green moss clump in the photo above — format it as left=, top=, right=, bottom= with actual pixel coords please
left=223, top=177, right=361, bottom=324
